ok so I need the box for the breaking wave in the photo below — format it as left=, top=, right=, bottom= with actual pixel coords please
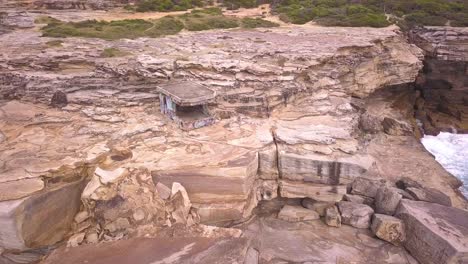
left=421, top=132, right=468, bottom=197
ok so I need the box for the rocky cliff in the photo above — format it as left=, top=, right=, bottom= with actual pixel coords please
left=411, top=27, right=468, bottom=134
left=0, top=11, right=467, bottom=263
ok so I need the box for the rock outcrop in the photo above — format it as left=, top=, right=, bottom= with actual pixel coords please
left=395, top=200, right=468, bottom=264
left=411, top=27, right=468, bottom=134
left=1, top=12, right=467, bottom=264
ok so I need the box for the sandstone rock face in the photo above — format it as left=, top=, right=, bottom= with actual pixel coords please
left=410, top=27, right=468, bottom=134
left=395, top=200, right=468, bottom=264
left=338, top=201, right=374, bottom=229
left=371, top=214, right=405, bottom=246
left=0, top=179, right=85, bottom=250
left=279, top=180, right=346, bottom=202
left=277, top=205, right=319, bottom=222
left=374, top=186, right=402, bottom=215
left=0, top=20, right=435, bottom=256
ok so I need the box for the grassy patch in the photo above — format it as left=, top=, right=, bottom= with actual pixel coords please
left=273, top=0, right=466, bottom=27
left=42, top=19, right=154, bottom=39
left=100, top=48, right=131, bottom=57
left=221, top=0, right=258, bottom=10
left=241, top=17, right=279, bottom=28
left=180, top=9, right=240, bottom=31
left=39, top=8, right=278, bottom=39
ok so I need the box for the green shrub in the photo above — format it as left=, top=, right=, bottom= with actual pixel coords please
left=405, top=12, right=448, bottom=26
left=40, top=8, right=273, bottom=40
left=135, top=0, right=207, bottom=12
left=146, top=16, right=184, bottom=37
left=273, top=0, right=466, bottom=28
left=221, top=0, right=258, bottom=10
left=241, top=17, right=279, bottom=28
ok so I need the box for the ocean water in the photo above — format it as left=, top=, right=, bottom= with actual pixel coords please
left=421, top=132, right=468, bottom=197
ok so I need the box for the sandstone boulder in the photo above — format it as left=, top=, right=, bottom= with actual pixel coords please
left=301, top=198, right=333, bottom=216
left=278, top=205, right=320, bottom=222
left=50, top=90, right=68, bottom=108
left=406, top=187, right=452, bottom=207
left=351, top=177, right=383, bottom=198
left=374, top=187, right=402, bottom=215
left=324, top=205, right=341, bottom=227
left=168, top=183, right=192, bottom=225
left=343, top=194, right=374, bottom=207
left=0, top=180, right=85, bottom=250
left=395, top=200, right=468, bottom=264
left=338, top=201, right=374, bottom=229
left=371, top=214, right=405, bottom=246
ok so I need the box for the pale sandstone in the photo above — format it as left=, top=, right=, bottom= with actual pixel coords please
left=279, top=180, right=346, bottom=202
left=396, top=200, right=468, bottom=264
left=371, top=214, right=405, bottom=246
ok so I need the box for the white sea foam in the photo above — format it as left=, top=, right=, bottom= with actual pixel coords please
left=421, top=132, right=468, bottom=197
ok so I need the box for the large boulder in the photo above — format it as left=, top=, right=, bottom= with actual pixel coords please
left=371, top=214, right=405, bottom=246
left=395, top=200, right=468, bottom=264
left=343, top=194, right=374, bottom=207
left=351, top=177, right=384, bottom=198
left=405, top=187, right=452, bottom=207
left=374, top=187, right=402, bottom=215
left=0, top=180, right=85, bottom=250
left=337, top=201, right=374, bottom=229
left=324, top=205, right=341, bottom=227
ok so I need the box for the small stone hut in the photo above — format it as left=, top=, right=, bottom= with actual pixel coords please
left=157, top=81, right=216, bottom=130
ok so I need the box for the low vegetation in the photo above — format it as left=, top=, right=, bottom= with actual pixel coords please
left=274, top=0, right=467, bottom=27
left=39, top=8, right=278, bottom=40
left=241, top=17, right=279, bottom=28
left=128, top=0, right=209, bottom=12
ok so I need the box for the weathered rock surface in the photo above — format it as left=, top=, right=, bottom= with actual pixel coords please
left=324, top=205, right=341, bottom=227
left=338, top=201, right=374, bottom=229
left=351, top=177, right=384, bottom=198
left=301, top=198, right=333, bottom=216
left=371, top=214, right=405, bottom=246
left=344, top=194, right=374, bottom=207
left=243, top=216, right=417, bottom=263
left=277, top=205, right=319, bottom=222
left=395, top=200, right=468, bottom=264
left=374, top=186, right=402, bottom=215
left=411, top=27, right=468, bottom=134
left=43, top=236, right=250, bottom=264
left=0, top=179, right=85, bottom=250
left=279, top=180, right=346, bottom=202
left=2, top=15, right=465, bottom=263
left=406, top=186, right=452, bottom=207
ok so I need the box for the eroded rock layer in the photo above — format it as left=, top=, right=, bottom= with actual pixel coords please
left=0, top=20, right=466, bottom=263
left=411, top=27, right=468, bottom=134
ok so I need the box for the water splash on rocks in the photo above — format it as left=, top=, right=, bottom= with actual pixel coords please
left=421, top=132, right=468, bottom=197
